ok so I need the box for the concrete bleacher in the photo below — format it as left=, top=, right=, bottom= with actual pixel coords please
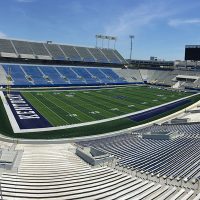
left=139, top=68, right=200, bottom=89
left=59, top=45, right=82, bottom=61
left=88, top=47, right=109, bottom=63
left=0, top=142, right=23, bottom=175
left=78, top=132, right=200, bottom=182
left=0, top=39, right=18, bottom=58
left=113, top=68, right=143, bottom=83
left=29, top=42, right=52, bottom=60
left=74, top=46, right=95, bottom=62
left=11, top=40, right=35, bottom=59
left=0, top=38, right=126, bottom=64
left=139, top=69, right=174, bottom=86
left=136, top=122, right=200, bottom=138
left=0, top=143, right=198, bottom=199
left=44, top=43, right=66, bottom=60
left=113, top=49, right=127, bottom=63
left=100, top=48, right=122, bottom=64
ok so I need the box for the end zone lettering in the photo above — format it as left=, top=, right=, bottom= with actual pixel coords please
left=7, top=94, right=40, bottom=120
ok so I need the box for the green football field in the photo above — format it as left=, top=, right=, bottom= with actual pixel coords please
left=21, top=86, right=189, bottom=126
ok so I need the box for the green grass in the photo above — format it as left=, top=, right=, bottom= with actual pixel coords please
left=0, top=85, right=198, bottom=139
left=21, top=86, right=189, bottom=126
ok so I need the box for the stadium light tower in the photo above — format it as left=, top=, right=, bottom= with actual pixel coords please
left=129, top=35, right=134, bottom=60
left=95, top=34, right=117, bottom=49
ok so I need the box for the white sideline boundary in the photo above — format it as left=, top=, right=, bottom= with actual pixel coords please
left=0, top=90, right=199, bottom=134
left=0, top=91, right=20, bottom=133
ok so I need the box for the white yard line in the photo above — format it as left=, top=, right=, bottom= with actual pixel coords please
left=29, top=93, right=68, bottom=125
left=46, top=94, right=90, bottom=122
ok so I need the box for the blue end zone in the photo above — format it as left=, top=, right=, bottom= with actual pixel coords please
left=4, top=92, right=53, bottom=129
left=128, top=99, right=190, bottom=122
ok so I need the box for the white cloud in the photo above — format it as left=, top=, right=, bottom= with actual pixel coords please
left=0, top=32, right=7, bottom=38
left=168, top=18, right=200, bottom=27
left=104, top=1, right=173, bottom=37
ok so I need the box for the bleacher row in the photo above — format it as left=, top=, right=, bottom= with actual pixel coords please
left=139, top=69, right=200, bottom=89
left=78, top=132, right=200, bottom=182
left=1, top=143, right=199, bottom=200
left=135, top=123, right=200, bottom=138
left=0, top=38, right=126, bottom=64
left=1, top=64, right=128, bottom=86
left=139, top=69, right=175, bottom=86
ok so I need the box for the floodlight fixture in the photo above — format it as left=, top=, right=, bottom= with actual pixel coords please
left=95, top=34, right=117, bottom=49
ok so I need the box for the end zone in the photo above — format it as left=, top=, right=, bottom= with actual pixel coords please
left=0, top=91, right=52, bottom=133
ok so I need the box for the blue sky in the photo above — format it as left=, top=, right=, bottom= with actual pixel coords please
left=0, top=0, right=200, bottom=60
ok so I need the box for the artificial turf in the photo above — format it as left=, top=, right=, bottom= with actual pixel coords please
left=21, top=86, right=189, bottom=126
left=0, top=85, right=198, bottom=139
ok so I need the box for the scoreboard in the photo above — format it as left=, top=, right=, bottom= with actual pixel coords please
left=185, top=45, right=200, bottom=61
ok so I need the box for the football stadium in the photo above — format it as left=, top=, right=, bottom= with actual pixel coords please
left=0, top=0, right=200, bottom=199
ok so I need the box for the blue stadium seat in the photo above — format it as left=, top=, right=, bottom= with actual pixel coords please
left=22, top=65, right=49, bottom=85
left=39, top=66, right=66, bottom=85
left=100, top=68, right=127, bottom=83
left=2, top=64, right=31, bottom=86
left=87, top=68, right=112, bottom=84
left=72, top=67, right=98, bottom=84
left=56, top=67, right=85, bottom=85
